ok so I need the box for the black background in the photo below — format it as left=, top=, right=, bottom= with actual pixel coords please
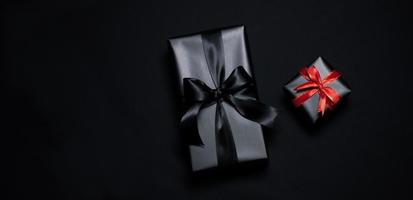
left=2, top=0, right=411, bottom=199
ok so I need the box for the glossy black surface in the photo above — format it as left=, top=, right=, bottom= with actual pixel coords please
left=2, top=0, right=411, bottom=199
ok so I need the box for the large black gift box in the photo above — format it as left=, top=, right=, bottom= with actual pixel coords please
left=168, top=26, right=276, bottom=172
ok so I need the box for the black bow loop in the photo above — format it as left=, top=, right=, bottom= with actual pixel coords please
left=182, top=78, right=214, bottom=103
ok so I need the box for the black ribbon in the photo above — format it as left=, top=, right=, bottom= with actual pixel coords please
left=180, top=30, right=277, bottom=166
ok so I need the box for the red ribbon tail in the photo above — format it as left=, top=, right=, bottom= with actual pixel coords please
left=318, top=93, right=327, bottom=116
left=323, top=87, right=341, bottom=106
left=293, top=89, right=319, bottom=107
left=322, top=70, right=341, bottom=85
left=294, top=81, right=318, bottom=91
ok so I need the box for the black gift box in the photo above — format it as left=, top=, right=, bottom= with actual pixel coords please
left=169, top=26, right=276, bottom=172
left=284, top=57, right=351, bottom=123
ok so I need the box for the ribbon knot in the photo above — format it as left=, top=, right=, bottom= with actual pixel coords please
left=293, top=66, right=341, bottom=116
left=212, top=88, right=226, bottom=101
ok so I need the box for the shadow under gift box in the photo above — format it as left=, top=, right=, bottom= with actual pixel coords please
left=284, top=57, right=352, bottom=123
left=168, top=26, right=269, bottom=172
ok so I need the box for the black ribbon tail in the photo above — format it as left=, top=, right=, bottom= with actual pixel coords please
left=227, top=95, right=278, bottom=128
left=180, top=103, right=204, bottom=146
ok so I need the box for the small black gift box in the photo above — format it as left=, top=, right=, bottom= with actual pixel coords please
left=284, top=57, right=351, bottom=123
left=168, top=26, right=277, bottom=172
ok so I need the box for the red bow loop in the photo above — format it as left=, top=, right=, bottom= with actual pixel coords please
left=292, top=66, right=341, bottom=116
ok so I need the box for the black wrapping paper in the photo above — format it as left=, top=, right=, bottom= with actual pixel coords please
left=284, top=57, right=351, bottom=123
left=169, top=26, right=272, bottom=171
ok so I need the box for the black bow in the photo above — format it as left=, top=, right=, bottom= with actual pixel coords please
left=181, top=66, right=277, bottom=145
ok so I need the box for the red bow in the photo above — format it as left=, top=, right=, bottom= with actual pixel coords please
left=293, top=66, right=341, bottom=116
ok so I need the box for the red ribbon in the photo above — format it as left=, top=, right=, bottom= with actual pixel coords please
left=293, top=66, right=341, bottom=116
